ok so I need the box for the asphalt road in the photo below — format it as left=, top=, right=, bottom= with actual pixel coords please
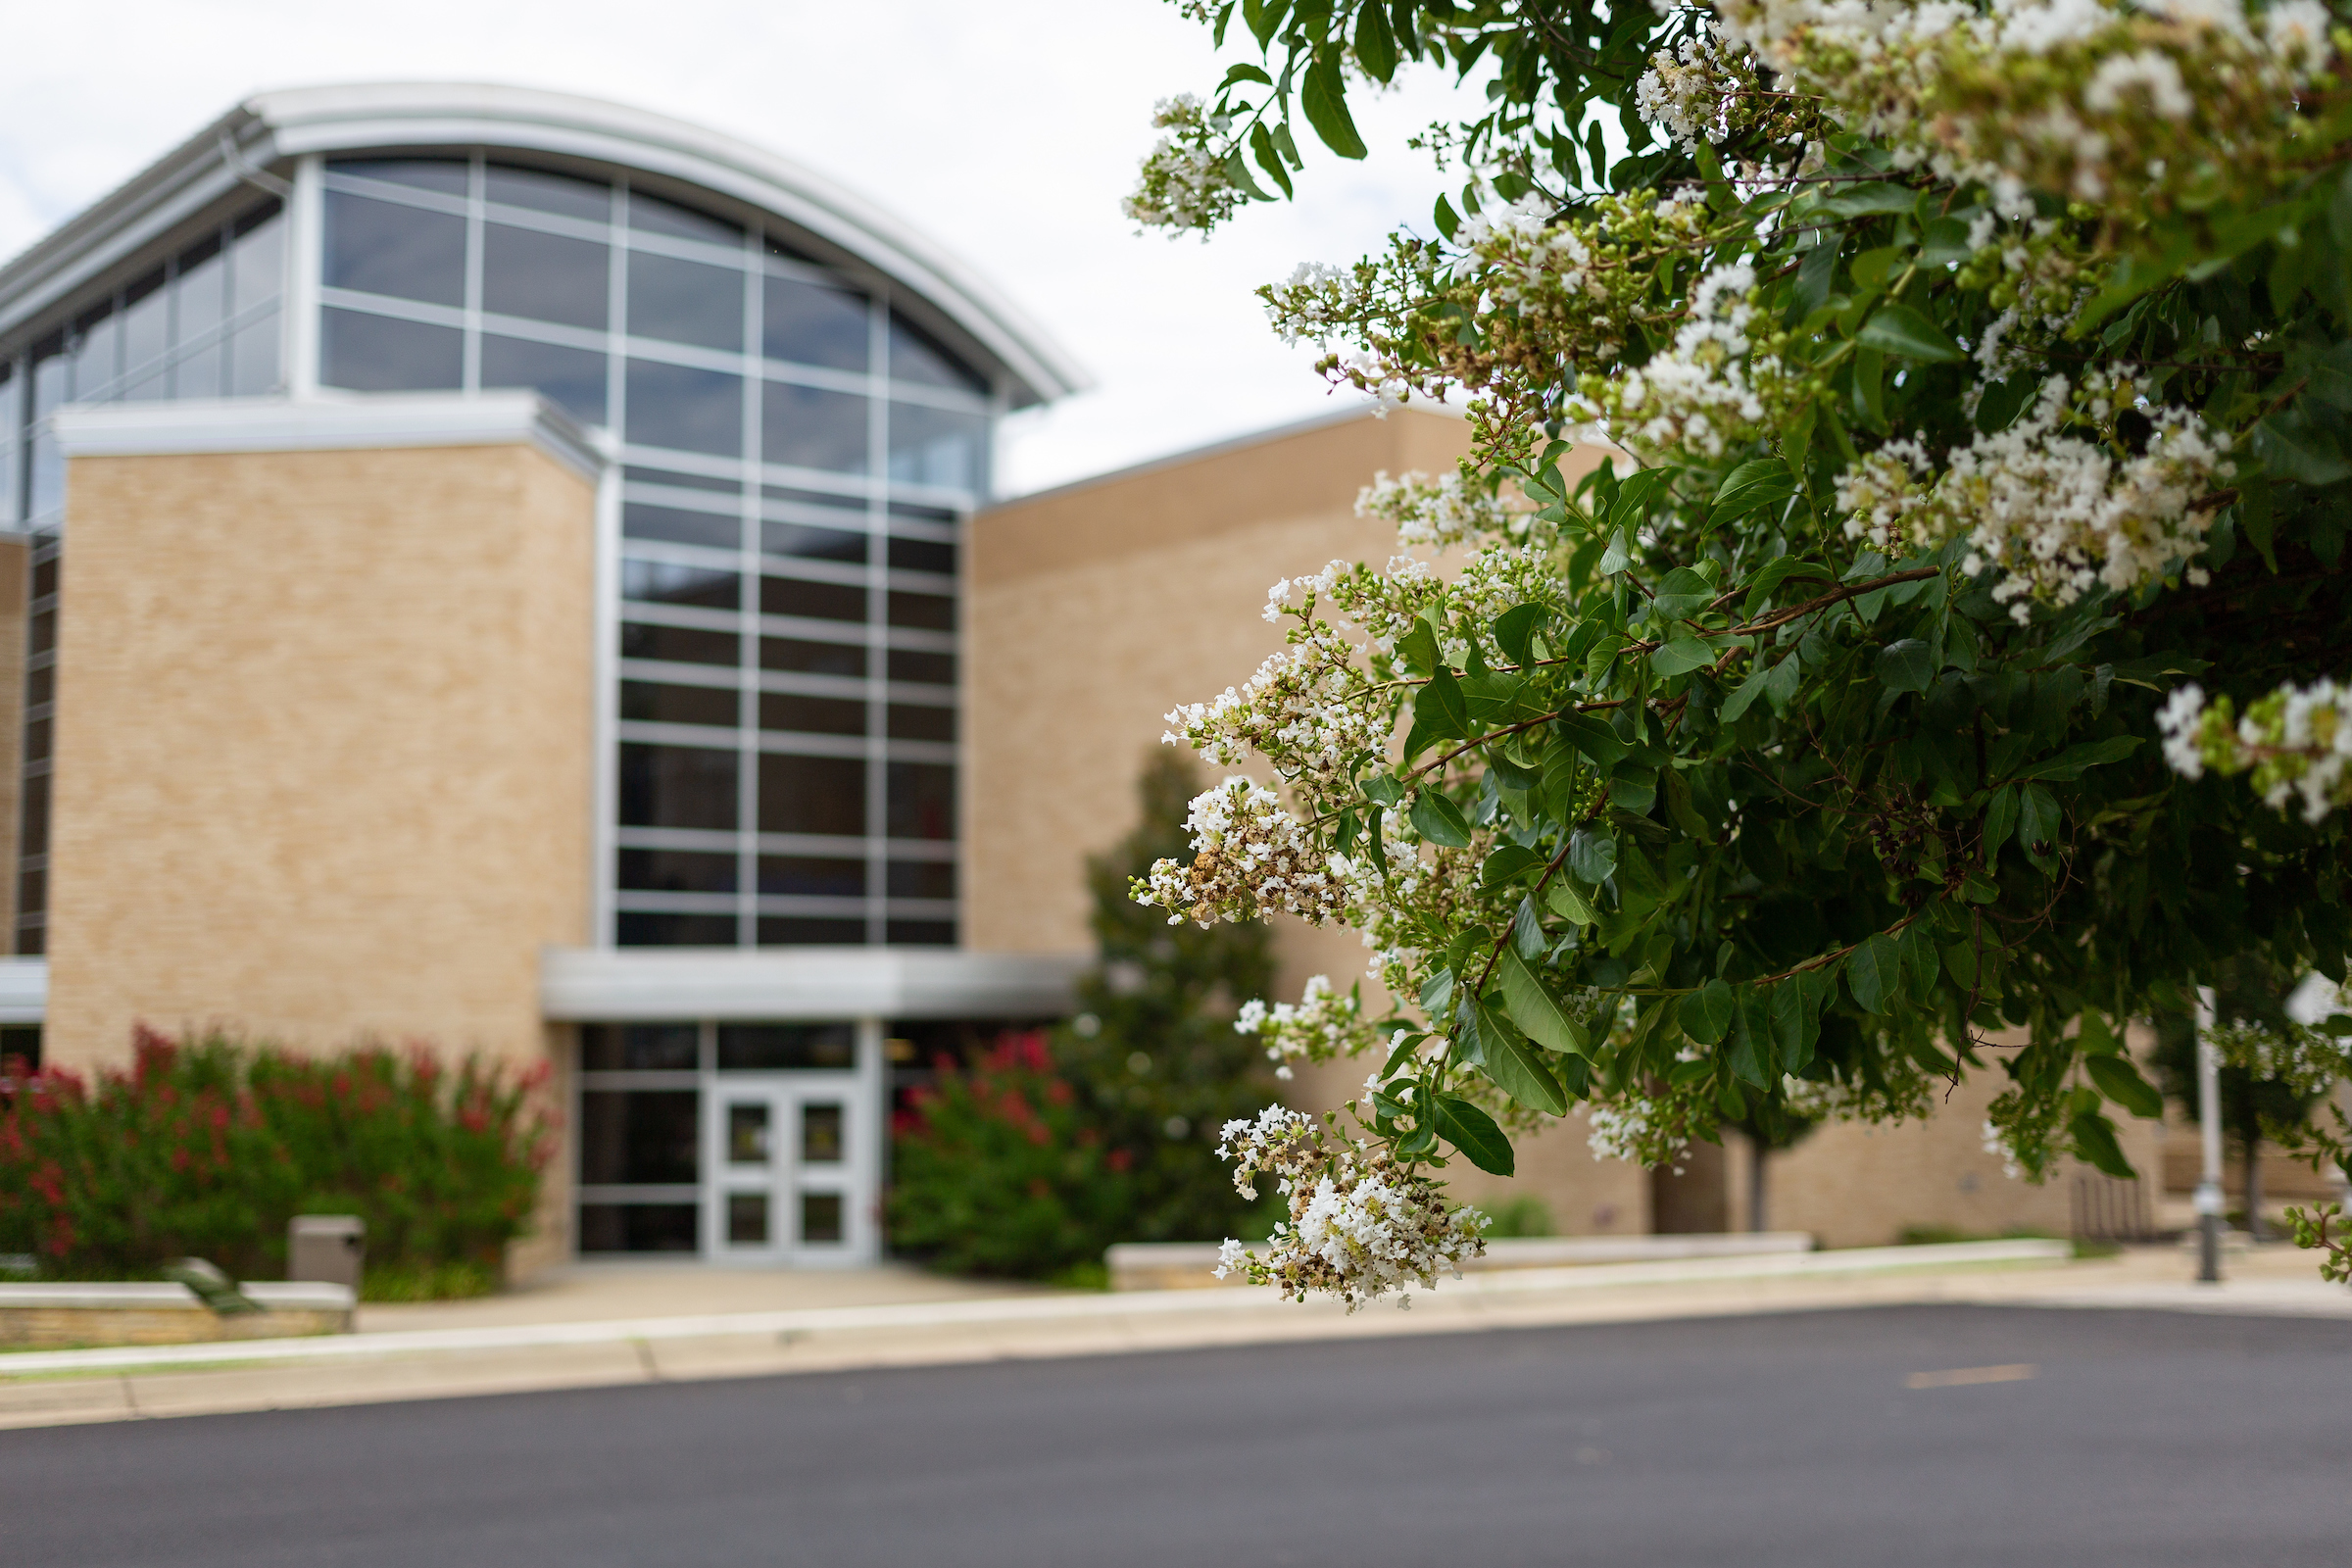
left=5, top=1304, right=2349, bottom=1567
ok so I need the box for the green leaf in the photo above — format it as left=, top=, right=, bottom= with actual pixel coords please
left=1650, top=636, right=1718, bottom=677
left=1769, top=981, right=1814, bottom=1070
left=1242, top=0, right=1290, bottom=50
left=1818, top=181, right=1918, bottom=217
left=1411, top=790, right=1474, bottom=848
left=1419, top=966, right=1456, bottom=1017
left=2013, top=735, right=2140, bottom=782
left=1847, top=933, right=1900, bottom=1013
left=1877, top=637, right=1935, bottom=694
left=1942, top=939, right=1982, bottom=990
left=1471, top=998, right=1570, bottom=1114
left=1493, top=602, right=1546, bottom=666
left=2085, top=1054, right=2164, bottom=1120
left=2068, top=1105, right=2136, bottom=1179
left=1481, top=843, right=1544, bottom=889
left=1396, top=619, right=1441, bottom=677
left=1567, top=830, right=1617, bottom=885
left=1741, top=556, right=1834, bottom=619
left=1352, top=0, right=1398, bottom=81
left=1433, top=1093, right=1514, bottom=1175
left=1496, top=945, right=1590, bottom=1055
left=1720, top=659, right=1777, bottom=724
left=2236, top=473, right=2276, bottom=571
left=1299, top=53, right=1368, bottom=160
left=1413, top=665, right=1470, bottom=739
left=1250, top=122, right=1296, bottom=198
left=1983, top=785, right=2018, bottom=861
left=1433, top=192, right=1462, bottom=242
left=1557, top=711, right=1627, bottom=770
left=1546, top=879, right=1598, bottom=928
left=1857, top=303, right=1963, bottom=363
left=1680, top=977, right=1736, bottom=1046
left=1651, top=565, right=1717, bottom=619
left=1729, top=992, right=1771, bottom=1087
left=1608, top=769, right=1658, bottom=814
left=1712, top=458, right=1796, bottom=522
left=1360, top=772, right=1403, bottom=808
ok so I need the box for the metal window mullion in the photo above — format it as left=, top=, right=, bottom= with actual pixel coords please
left=603, top=181, right=632, bottom=947
left=865, top=286, right=890, bottom=946
left=739, top=229, right=762, bottom=949
left=461, top=155, right=484, bottom=393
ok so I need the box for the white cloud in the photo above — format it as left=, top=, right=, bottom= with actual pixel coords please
left=0, top=0, right=1469, bottom=494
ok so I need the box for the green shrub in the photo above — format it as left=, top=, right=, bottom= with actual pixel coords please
left=887, top=1031, right=1139, bottom=1279
left=0, top=1027, right=550, bottom=1288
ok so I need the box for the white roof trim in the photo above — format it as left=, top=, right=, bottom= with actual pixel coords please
left=51, top=392, right=612, bottom=484
left=541, top=946, right=1085, bottom=1022
left=0, top=83, right=1088, bottom=410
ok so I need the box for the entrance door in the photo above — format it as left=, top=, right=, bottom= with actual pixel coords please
left=711, top=1083, right=865, bottom=1264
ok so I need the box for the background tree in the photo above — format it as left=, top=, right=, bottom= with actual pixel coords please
left=1115, top=0, right=2352, bottom=1300
left=2150, top=960, right=2333, bottom=1238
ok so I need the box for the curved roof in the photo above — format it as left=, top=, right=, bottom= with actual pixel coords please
left=0, top=81, right=1089, bottom=410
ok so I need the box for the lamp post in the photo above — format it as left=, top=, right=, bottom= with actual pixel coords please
left=2195, top=985, right=2224, bottom=1285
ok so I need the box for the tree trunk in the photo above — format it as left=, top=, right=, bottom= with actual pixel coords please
left=1749, top=1137, right=1767, bottom=1234
left=2244, top=1139, right=2268, bottom=1242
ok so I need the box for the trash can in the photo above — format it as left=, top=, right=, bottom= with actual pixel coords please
left=288, top=1214, right=366, bottom=1292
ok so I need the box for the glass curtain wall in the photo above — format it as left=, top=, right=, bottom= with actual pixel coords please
left=0, top=200, right=286, bottom=954
left=317, top=156, right=986, bottom=948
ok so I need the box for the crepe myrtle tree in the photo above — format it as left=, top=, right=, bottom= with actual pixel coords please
left=1121, top=0, right=2352, bottom=1303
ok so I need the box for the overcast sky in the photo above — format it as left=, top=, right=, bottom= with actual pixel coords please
left=0, top=0, right=1473, bottom=497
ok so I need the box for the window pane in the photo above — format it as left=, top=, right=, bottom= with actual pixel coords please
left=887, top=703, right=955, bottom=743
left=330, top=157, right=469, bottom=195
left=888, top=402, right=986, bottom=491
left=631, top=466, right=740, bottom=495
left=762, top=521, right=866, bottom=564
left=577, top=1203, right=701, bottom=1253
left=888, top=761, right=956, bottom=841
left=763, top=382, right=867, bottom=474
left=887, top=860, right=956, bottom=900
left=760, top=917, right=866, bottom=946
left=227, top=312, right=280, bottom=397
left=888, top=648, right=956, bottom=686
left=320, top=309, right=462, bottom=392
left=759, top=857, right=865, bottom=896
left=623, top=558, right=739, bottom=610
left=802, top=1103, right=845, bottom=1163
left=888, top=310, right=986, bottom=392
left=481, top=335, right=608, bottom=425
left=325, top=191, right=466, bottom=307
left=630, top=191, right=742, bottom=245
left=617, top=847, right=737, bottom=893
left=624, top=501, right=737, bottom=551
left=620, top=680, right=738, bottom=728
left=800, top=1191, right=845, bottom=1244
left=728, top=1104, right=772, bottom=1166
left=887, top=590, right=955, bottom=632
left=174, top=237, right=225, bottom=346
left=122, top=272, right=170, bottom=389
left=764, top=482, right=864, bottom=514
left=616, top=911, right=739, bottom=947
left=888, top=536, right=956, bottom=575
left=626, top=360, right=742, bottom=457
left=487, top=164, right=611, bottom=221
left=761, top=637, right=866, bottom=678
left=484, top=224, right=610, bottom=330
left=230, top=206, right=284, bottom=317
left=764, top=276, right=867, bottom=370
left=760, top=692, right=865, bottom=736
left=172, top=341, right=222, bottom=401
left=621, top=622, right=739, bottom=666
left=580, top=1023, right=699, bottom=1071
left=71, top=307, right=117, bottom=400
left=760, top=754, right=865, bottom=837
left=727, top=1193, right=770, bottom=1244
left=628, top=251, right=743, bottom=352
left=761, top=575, right=864, bottom=623
left=620, top=742, right=738, bottom=830
left=579, top=1090, right=700, bottom=1184
left=717, top=1023, right=856, bottom=1070
left=886, top=919, right=956, bottom=947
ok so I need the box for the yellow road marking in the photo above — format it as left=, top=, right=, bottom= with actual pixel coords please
left=1905, top=1363, right=2038, bottom=1390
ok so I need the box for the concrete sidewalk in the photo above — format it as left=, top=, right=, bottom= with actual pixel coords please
left=1, top=1241, right=2342, bottom=1431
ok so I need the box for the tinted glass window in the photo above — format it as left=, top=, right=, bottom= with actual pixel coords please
left=762, top=575, right=865, bottom=623
left=484, top=224, right=609, bottom=329
left=624, top=502, right=737, bottom=551
left=763, top=382, right=867, bottom=474
left=761, top=637, right=866, bottom=678
left=765, top=483, right=864, bottom=513
left=764, top=276, right=867, bottom=370
left=763, top=521, right=866, bottom=563
left=623, top=558, right=739, bottom=610
left=759, top=857, right=865, bottom=896
left=626, top=361, right=742, bottom=457
left=486, top=164, right=611, bottom=221
left=888, top=860, right=956, bottom=900
left=888, top=402, right=985, bottom=491
left=227, top=317, right=280, bottom=397
left=887, top=704, right=955, bottom=743
left=176, top=237, right=224, bottom=342
left=580, top=1023, right=699, bottom=1071
left=621, top=622, right=738, bottom=667
left=888, top=536, right=956, bottom=575
left=122, top=270, right=169, bottom=377
left=888, top=761, right=956, bottom=841
left=481, top=335, right=607, bottom=425
left=887, top=591, right=955, bottom=632
left=760, top=692, right=865, bottom=736
left=324, top=192, right=465, bottom=306
left=888, top=310, right=986, bottom=392
left=620, top=680, right=739, bottom=728
left=230, top=207, right=284, bottom=316
left=616, top=912, right=739, bottom=947
left=760, top=754, right=865, bottom=838
left=320, top=309, right=461, bottom=392
left=631, top=466, right=739, bottom=495
left=886, top=920, right=956, bottom=947
left=760, top=917, right=866, bottom=946
left=630, top=191, right=743, bottom=245
left=330, top=158, right=468, bottom=195
left=579, top=1090, right=699, bottom=1183
left=620, top=743, right=738, bottom=830
left=577, top=1202, right=700, bottom=1251
left=717, top=1024, right=856, bottom=1070
left=628, top=252, right=743, bottom=351
left=888, top=648, right=956, bottom=687
left=618, top=848, right=738, bottom=894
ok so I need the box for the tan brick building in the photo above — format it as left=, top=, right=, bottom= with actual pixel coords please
left=1, top=82, right=2201, bottom=1272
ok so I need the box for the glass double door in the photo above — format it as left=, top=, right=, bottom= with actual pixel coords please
left=710, top=1078, right=861, bottom=1263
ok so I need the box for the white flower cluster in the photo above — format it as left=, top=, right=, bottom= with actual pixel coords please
left=1567, top=263, right=1788, bottom=460
left=1163, top=612, right=1393, bottom=804
left=1356, top=469, right=1523, bottom=552
left=1837, top=374, right=2230, bottom=622
left=1783, top=1064, right=1936, bottom=1125
left=1981, top=1118, right=2028, bottom=1181
left=2204, top=1015, right=2350, bottom=1098
left=1585, top=1097, right=1693, bottom=1168
left=1213, top=1103, right=1490, bottom=1309
left=1134, top=778, right=1354, bottom=927
left=1234, top=974, right=1384, bottom=1080
left=2159, top=678, right=2352, bottom=821
left=1123, top=95, right=1243, bottom=234
left=1636, top=18, right=1775, bottom=152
